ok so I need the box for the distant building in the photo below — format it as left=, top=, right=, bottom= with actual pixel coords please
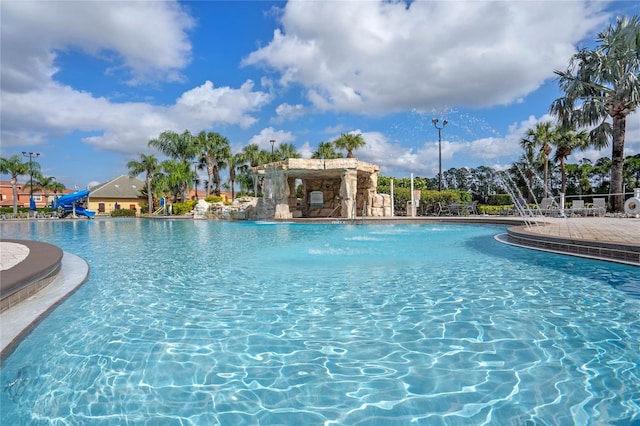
left=0, top=180, right=72, bottom=209
left=87, top=175, right=146, bottom=215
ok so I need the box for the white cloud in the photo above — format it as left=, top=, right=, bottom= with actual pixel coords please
left=273, top=102, right=305, bottom=123
left=0, top=1, right=267, bottom=151
left=1, top=0, right=194, bottom=91
left=174, top=80, right=271, bottom=128
left=248, top=127, right=296, bottom=152
left=243, top=0, right=609, bottom=114
left=0, top=1, right=274, bottom=156
left=0, top=78, right=271, bottom=154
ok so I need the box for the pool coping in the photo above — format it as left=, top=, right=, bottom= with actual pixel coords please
left=0, top=252, right=89, bottom=361
left=504, top=224, right=640, bottom=266
left=1, top=239, right=64, bottom=312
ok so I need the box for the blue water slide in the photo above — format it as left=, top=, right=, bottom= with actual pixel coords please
left=73, top=206, right=96, bottom=219
left=53, top=189, right=96, bottom=218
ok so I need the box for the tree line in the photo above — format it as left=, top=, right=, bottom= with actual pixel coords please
left=126, top=131, right=365, bottom=213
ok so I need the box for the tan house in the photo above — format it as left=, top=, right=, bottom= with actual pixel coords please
left=88, top=175, right=146, bottom=215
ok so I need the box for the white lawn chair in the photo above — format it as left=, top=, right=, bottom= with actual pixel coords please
left=570, top=200, right=586, bottom=216
left=592, top=198, right=606, bottom=216
left=539, top=198, right=556, bottom=216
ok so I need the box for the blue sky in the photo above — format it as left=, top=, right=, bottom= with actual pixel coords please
left=2, top=0, right=639, bottom=190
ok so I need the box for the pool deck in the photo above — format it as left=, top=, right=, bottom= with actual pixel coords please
left=0, top=215, right=638, bottom=358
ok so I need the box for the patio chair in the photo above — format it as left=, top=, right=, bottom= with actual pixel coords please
left=466, top=200, right=479, bottom=215
left=436, top=202, right=451, bottom=216
left=592, top=198, right=606, bottom=216
left=538, top=198, right=556, bottom=216
left=570, top=200, right=586, bottom=216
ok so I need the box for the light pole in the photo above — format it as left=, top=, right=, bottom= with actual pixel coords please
left=49, top=176, right=56, bottom=208
left=432, top=118, right=448, bottom=191
left=22, top=151, right=40, bottom=216
left=192, top=162, right=199, bottom=200
left=270, top=139, right=276, bottom=157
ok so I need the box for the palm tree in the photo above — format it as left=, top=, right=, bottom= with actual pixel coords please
left=312, top=141, right=343, bottom=159
left=0, top=155, right=30, bottom=214
left=127, top=153, right=159, bottom=214
left=149, top=130, right=198, bottom=201
left=50, top=181, right=66, bottom=207
left=274, top=143, right=300, bottom=161
left=520, top=122, right=555, bottom=198
left=239, top=144, right=271, bottom=195
left=551, top=15, right=640, bottom=211
left=225, top=153, right=243, bottom=200
left=195, top=131, right=231, bottom=196
left=240, top=143, right=263, bottom=167
left=333, top=133, right=366, bottom=158
left=515, top=143, right=538, bottom=203
left=552, top=129, right=589, bottom=194
left=33, top=175, right=57, bottom=207
left=159, top=160, right=192, bottom=203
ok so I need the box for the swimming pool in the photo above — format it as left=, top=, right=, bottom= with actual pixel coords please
left=1, top=219, right=639, bottom=425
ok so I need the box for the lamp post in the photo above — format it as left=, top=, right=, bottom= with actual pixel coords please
left=22, top=151, right=40, bottom=217
left=432, top=119, right=448, bottom=191
left=49, top=176, right=56, bottom=208
left=270, top=139, right=276, bottom=157
left=192, top=162, right=199, bottom=200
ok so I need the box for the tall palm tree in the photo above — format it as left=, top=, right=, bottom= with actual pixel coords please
left=127, top=153, right=159, bottom=214
left=196, top=131, right=231, bottom=196
left=149, top=130, right=198, bottom=201
left=225, top=153, right=243, bottom=200
left=0, top=155, right=30, bottom=214
left=520, top=122, right=555, bottom=197
left=551, top=15, right=640, bottom=211
left=552, top=129, right=589, bottom=194
left=515, top=143, right=538, bottom=203
left=312, top=141, right=344, bottom=159
left=333, top=133, right=366, bottom=158
left=238, top=144, right=267, bottom=196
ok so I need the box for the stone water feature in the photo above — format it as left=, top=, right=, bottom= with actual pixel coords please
left=255, top=158, right=392, bottom=220
left=190, top=159, right=392, bottom=221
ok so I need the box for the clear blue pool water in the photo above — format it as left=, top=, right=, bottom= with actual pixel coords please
left=1, top=219, right=639, bottom=425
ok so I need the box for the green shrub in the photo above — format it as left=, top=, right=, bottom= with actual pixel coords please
left=111, top=209, right=136, bottom=217
left=1, top=207, right=55, bottom=216
left=488, top=194, right=512, bottom=205
left=205, top=195, right=223, bottom=203
left=478, top=205, right=510, bottom=215
left=171, top=200, right=197, bottom=215
left=378, top=188, right=472, bottom=215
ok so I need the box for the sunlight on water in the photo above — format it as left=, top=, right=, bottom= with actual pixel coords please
left=1, top=220, right=639, bottom=425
